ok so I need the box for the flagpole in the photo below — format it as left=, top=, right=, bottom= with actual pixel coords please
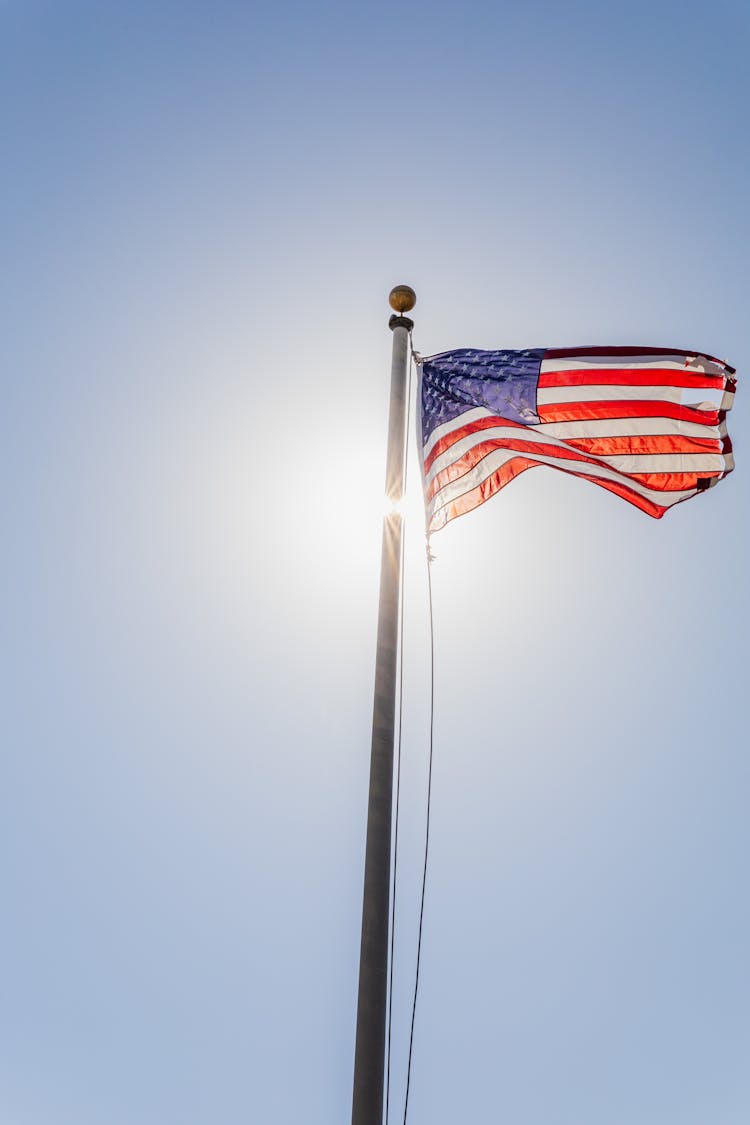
left=351, top=285, right=416, bottom=1125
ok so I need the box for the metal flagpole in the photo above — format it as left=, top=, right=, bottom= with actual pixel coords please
left=351, top=285, right=416, bottom=1125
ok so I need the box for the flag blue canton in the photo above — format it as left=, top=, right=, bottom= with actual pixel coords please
left=420, top=348, right=544, bottom=444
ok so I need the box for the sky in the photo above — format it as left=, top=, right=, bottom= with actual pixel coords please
left=1, top=2, right=748, bottom=1123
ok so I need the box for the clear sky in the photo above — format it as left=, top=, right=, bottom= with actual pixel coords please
left=2, top=2, right=748, bottom=1123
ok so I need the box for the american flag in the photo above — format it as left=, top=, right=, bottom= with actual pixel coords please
left=420, top=346, right=736, bottom=533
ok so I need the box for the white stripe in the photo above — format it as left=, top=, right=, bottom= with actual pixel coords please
left=537, top=384, right=683, bottom=405
left=422, top=406, right=491, bottom=461
left=541, top=354, right=728, bottom=375
left=424, top=423, right=725, bottom=488
left=423, top=409, right=724, bottom=462
left=422, top=395, right=732, bottom=464
left=424, top=414, right=726, bottom=476
left=426, top=425, right=558, bottom=485
left=538, top=416, right=724, bottom=441
left=584, top=453, right=723, bottom=475
left=428, top=448, right=699, bottom=517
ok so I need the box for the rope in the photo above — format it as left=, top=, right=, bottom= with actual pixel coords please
left=383, top=337, right=437, bottom=1125
left=402, top=537, right=436, bottom=1125
left=385, top=344, right=414, bottom=1125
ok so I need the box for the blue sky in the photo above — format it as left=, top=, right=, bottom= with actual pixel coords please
left=2, top=2, right=748, bottom=1123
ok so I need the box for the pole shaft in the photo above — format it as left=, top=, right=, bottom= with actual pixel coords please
left=351, top=321, right=411, bottom=1125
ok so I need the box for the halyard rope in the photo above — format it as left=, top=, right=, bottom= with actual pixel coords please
left=401, top=534, right=435, bottom=1125
left=385, top=343, right=414, bottom=1125
left=384, top=337, right=438, bottom=1125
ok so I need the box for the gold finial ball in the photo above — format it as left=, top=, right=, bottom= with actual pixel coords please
left=389, top=284, right=417, bottom=314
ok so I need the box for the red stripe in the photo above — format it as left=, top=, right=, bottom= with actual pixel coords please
left=626, top=470, right=722, bottom=492
left=429, top=457, right=538, bottom=531
left=565, top=434, right=722, bottom=458
left=574, top=475, right=669, bottom=519
left=427, top=437, right=621, bottom=502
left=427, top=456, right=677, bottom=532
left=538, top=367, right=726, bottom=391
left=424, top=410, right=724, bottom=478
left=536, top=400, right=721, bottom=427
left=424, top=413, right=526, bottom=474
left=427, top=433, right=722, bottom=503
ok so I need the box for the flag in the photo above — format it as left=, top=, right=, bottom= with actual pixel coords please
left=420, top=346, right=736, bottom=533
